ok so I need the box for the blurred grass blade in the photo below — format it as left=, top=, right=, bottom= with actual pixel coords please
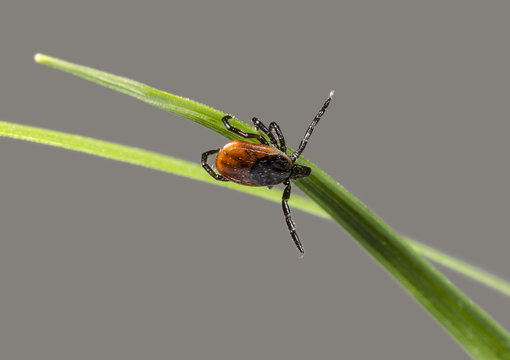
left=2, top=120, right=509, bottom=299
left=0, top=120, right=324, bottom=216
left=32, top=53, right=510, bottom=359
left=405, top=237, right=510, bottom=297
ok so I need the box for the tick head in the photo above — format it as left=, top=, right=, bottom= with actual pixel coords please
left=289, top=164, right=311, bottom=180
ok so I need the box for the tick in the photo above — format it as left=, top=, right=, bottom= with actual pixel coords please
left=201, top=91, right=334, bottom=255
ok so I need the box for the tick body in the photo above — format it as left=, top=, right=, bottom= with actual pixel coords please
left=216, top=140, right=298, bottom=186
left=201, top=91, right=334, bottom=255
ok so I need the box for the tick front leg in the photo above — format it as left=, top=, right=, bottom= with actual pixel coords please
left=201, top=149, right=229, bottom=181
left=282, top=181, right=305, bottom=256
left=291, top=91, right=334, bottom=162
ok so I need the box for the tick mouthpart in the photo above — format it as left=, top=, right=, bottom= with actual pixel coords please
left=290, top=164, right=311, bottom=180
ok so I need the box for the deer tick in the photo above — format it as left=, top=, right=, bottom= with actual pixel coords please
left=202, top=91, right=334, bottom=255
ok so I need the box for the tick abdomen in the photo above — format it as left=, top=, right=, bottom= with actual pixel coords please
left=215, top=140, right=292, bottom=186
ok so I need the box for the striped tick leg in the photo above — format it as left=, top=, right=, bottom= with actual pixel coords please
left=268, top=121, right=286, bottom=153
left=201, top=149, right=229, bottom=181
left=291, top=90, right=334, bottom=162
left=282, top=180, right=304, bottom=255
left=251, top=117, right=287, bottom=153
left=222, top=115, right=269, bottom=145
left=251, top=117, right=278, bottom=148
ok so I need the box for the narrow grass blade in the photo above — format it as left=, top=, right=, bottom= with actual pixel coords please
left=34, top=53, right=243, bottom=139
left=405, top=237, right=510, bottom=297
left=2, top=120, right=509, bottom=299
left=0, top=120, right=324, bottom=216
left=32, top=54, right=510, bottom=359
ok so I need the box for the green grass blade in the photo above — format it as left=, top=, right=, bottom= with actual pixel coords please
left=2, top=120, right=509, bottom=299
left=405, top=237, right=510, bottom=297
left=32, top=54, right=510, bottom=358
left=35, top=53, right=241, bottom=139
left=0, top=120, right=325, bottom=217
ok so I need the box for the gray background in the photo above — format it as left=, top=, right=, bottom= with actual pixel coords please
left=0, top=1, right=509, bottom=359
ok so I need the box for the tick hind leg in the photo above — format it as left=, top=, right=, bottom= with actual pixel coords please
left=222, top=115, right=268, bottom=145
left=201, top=149, right=229, bottom=181
left=282, top=181, right=305, bottom=256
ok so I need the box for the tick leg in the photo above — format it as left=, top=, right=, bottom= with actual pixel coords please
left=282, top=181, right=305, bottom=255
left=291, top=90, right=334, bottom=162
left=201, top=149, right=229, bottom=181
left=252, top=117, right=287, bottom=153
left=251, top=117, right=278, bottom=148
left=222, top=115, right=269, bottom=145
left=268, top=122, right=286, bottom=154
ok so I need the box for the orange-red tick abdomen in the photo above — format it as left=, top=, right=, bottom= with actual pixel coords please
left=215, top=140, right=292, bottom=186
